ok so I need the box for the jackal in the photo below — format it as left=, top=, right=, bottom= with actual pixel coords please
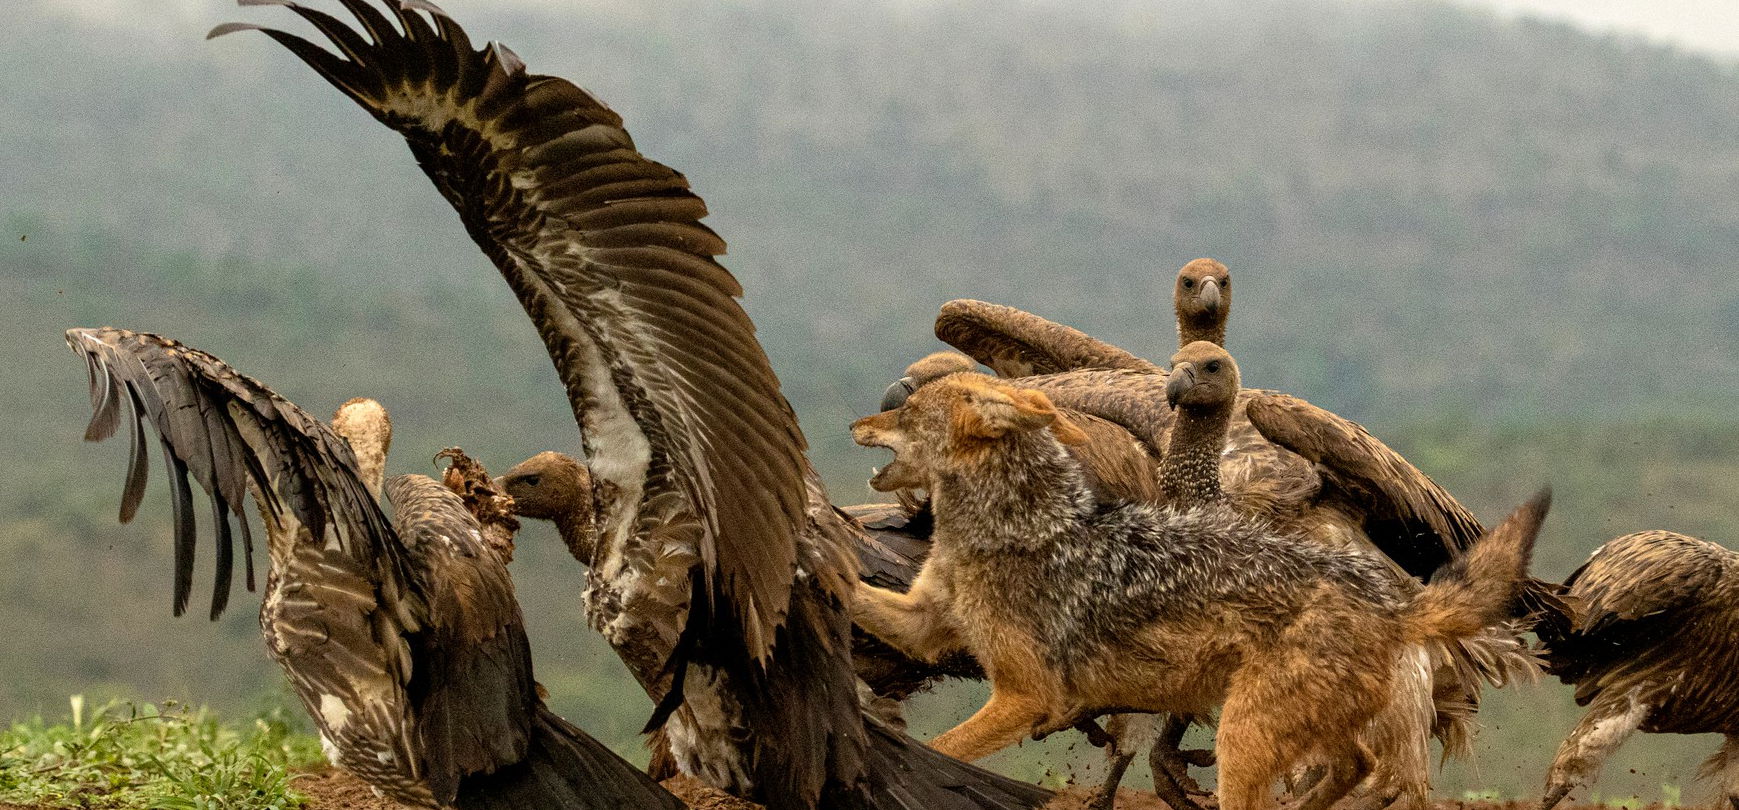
left=851, top=372, right=1547, bottom=810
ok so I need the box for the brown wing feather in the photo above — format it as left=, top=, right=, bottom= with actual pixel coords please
left=1541, top=531, right=1739, bottom=733
left=68, top=326, right=412, bottom=618
left=386, top=474, right=535, bottom=801
left=935, top=300, right=1162, bottom=378
left=1244, top=392, right=1481, bottom=579
left=216, top=0, right=807, bottom=660
left=69, top=327, right=436, bottom=800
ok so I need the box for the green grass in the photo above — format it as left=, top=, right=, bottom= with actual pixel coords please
left=0, top=697, right=323, bottom=809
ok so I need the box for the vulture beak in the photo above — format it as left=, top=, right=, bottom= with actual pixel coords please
left=1165, top=363, right=1196, bottom=410
left=1198, top=277, right=1221, bottom=315
left=879, top=376, right=917, bottom=412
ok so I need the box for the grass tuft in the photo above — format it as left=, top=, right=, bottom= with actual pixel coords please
left=0, top=696, right=323, bottom=809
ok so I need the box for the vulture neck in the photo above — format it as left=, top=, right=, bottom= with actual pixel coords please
left=1160, top=400, right=1232, bottom=505
left=1176, top=315, right=1226, bottom=349
left=551, top=505, right=599, bottom=564
left=345, top=431, right=389, bottom=500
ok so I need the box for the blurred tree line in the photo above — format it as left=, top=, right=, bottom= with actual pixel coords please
left=4, top=0, right=1738, bottom=800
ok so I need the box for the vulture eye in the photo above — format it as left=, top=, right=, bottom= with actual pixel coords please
left=522, top=474, right=541, bottom=487
left=1205, top=360, right=1222, bottom=373
left=1219, top=277, right=1229, bottom=288
left=1182, top=279, right=1195, bottom=289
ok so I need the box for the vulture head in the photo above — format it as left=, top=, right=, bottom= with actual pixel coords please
left=331, top=397, right=392, bottom=497
left=1165, top=341, right=1241, bottom=411
left=497, top=451, right=593, bottom=522
left=498, top=451, right=598, bottom=562
left=1173, top=258, right=1231, bottom=346
left=879, top=351, right=978, bottom=412
left=854, top=373, right=1088, bottom=492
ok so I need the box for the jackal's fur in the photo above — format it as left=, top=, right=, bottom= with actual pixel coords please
left=851, top=373, right=1547, bottom=810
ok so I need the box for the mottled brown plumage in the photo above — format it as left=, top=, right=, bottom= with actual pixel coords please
left=934, top=301, right=1162, bottom=379
left=68, top=327, right=684, bottom=810
left=216, top=3, right=1049, bottom=806
left=1535, top=531, right=1739, bottom=810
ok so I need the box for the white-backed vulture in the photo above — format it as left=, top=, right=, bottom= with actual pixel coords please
left=1535, top=530, right=1739, bottom=810
left=68, top=327, right=683, bottom=810
left=212, top=3, right=1051, bottom=808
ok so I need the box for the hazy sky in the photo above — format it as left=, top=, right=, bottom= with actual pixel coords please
left=30, top=0, right=1739, bottom=59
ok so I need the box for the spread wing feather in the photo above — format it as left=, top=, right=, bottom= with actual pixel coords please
left=67, top=327, right=410, bottom=618
left=215, top=0, right=807, bottom=659
left=935, top=299, right=1162, bottom=378
left=1244, top=392, right=1481, bottom=579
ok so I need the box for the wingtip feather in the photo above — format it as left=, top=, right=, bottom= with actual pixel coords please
left=207, top=22, right=265, bottom=40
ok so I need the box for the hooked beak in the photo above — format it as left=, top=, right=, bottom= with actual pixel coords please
left=880, top=376, right=917, bottom=412
left=1165, top=363, right=1196, bottom=410
left=1198, top=277, right=1221, bottom=315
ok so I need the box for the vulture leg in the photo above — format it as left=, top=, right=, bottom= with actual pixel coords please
left=1093, top=752, right=1134, bottom=810
left=1541, top=689, right=1648, bottom=810
left=1093, top=714, right=1150, bottom=810
left=1149, top=713, right=1212, bottom=794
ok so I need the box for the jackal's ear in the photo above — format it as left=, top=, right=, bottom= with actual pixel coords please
left=953, top=386, right=1061, bottom=440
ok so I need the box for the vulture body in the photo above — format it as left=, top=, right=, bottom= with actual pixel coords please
left=1536, top=531, right=1739, bottom=810
left=68, top=327, right=682, bottom=810
left=216, top=3, right=1049, bottom=808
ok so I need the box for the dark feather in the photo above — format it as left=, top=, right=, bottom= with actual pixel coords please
left=215, top=0, right=808, bottom=663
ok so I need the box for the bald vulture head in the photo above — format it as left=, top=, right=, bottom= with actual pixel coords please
left=879, top=351, right=978, bottom=412
left=1165, top=340, right=1241, bottom=411
left=331, top=397, right=392, bottom=497
left=497, top=451, right=593, bottom=522
left=1173, top=258, right=1231, bottom=348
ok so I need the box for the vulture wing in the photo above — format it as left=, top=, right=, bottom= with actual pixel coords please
left=935, top=299, right=1163, bottom=378
left=67, top=327, right=434, bottom=798
left=213, top=0, right=808, bottom=662
left=1244, top=392, right=1481, bottom=579
left=68, top=326, right=414, bottom=619
left=1541, top=531, right=1739, bottom=731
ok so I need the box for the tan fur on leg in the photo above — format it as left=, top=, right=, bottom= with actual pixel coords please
left=929, top=690, right=1049, bottom=762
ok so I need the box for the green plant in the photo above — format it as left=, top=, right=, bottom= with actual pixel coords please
left=0, top=695, right=322, bottom=809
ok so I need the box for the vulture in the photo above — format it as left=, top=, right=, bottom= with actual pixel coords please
left=67, top=327, right=684, bottom=810
left=212, top=3, right=1051, bottom=808
left=1535, top=530, right=1739, bottom=810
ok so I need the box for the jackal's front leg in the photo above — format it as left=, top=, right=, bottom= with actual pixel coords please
left=851, top=566, right=963, bottom=663
left=930, top=689, right=1050, bottom=762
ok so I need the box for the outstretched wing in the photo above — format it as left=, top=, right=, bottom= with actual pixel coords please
left=935, top=299, right=1163, bottom=378
left=68, top=327, right=441, bottom=799
left=1244, top=392, right=1481, bottom=579
left=215, top=0, right=807, bottom=659
left=67, top=326, right=414, bottom=619
left=1539, top=531, right=1739, bottom=731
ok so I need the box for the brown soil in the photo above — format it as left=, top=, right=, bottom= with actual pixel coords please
left=289, top=767, right=415, bottom=810
left=0, top=771, right=1683, bottom=810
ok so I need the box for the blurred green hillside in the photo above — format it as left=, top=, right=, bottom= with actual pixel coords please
left=4, top=0, right=1738, bottom=801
